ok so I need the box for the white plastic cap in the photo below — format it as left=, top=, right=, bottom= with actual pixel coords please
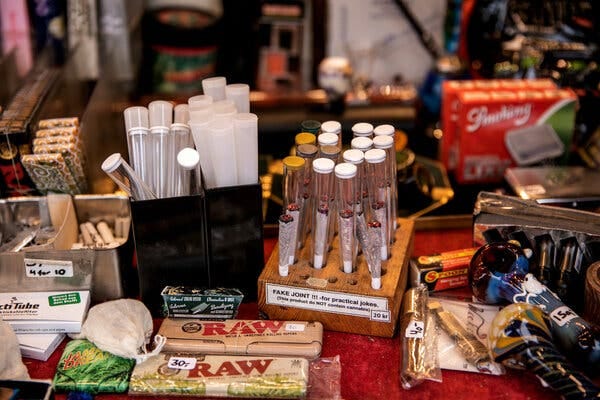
left=373, top=124, right=395, bottom=136
left=188, top=95, right=213, bottom=108
left=148, top=100, right=173, bottom=128
left=177, top=148, right=200, bottom=170
left=317, top=132, right=339, bottom=146
left=351, top=136, right=373, bottom=151
left=373, top=135, right=394, bottom=149
left=174, top=104, right=189, bottom=124
left=371, top=277, right=381, bottom=290
left=124, top=106, right=149, bottom=132
left=335, top=162, right=357, bottom=179
left=101, top=153, right=124, bottom=173
left=312, top=157, right=335, bottom=174
left=342, top=149, right=364, bottom=164
left=364, top=148, right=386, bottom=163
left=321, top=120, right=341, bottom=134
left=352, top=122, right=374, bottom=137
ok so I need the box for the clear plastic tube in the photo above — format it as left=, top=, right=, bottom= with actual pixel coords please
left=101, top=153, right=156, bottom=201
left=282, top=156, right=306, bottom=265
left=225, top=83, right=250, bottom=113
left=296, top=144, right=319, bottom=251
left=373, top=135, right=397, bottom=241
left=176, top=147, right=202, bottom=196
left=311, top=158, right=335, bottom=269
left=188, top=94, right=213, bottom=109
left=213, top=99, right=237, bottom=121
left=365, top=148, right=390, bottom=260
left=123, top=106, right=151, bottom=188
left=206, top=119, right=237, bottom=188
left=189, top=117, right=216, bottom=188
left=170, top=106, right=192, bottom=197
left=149, top=100, right=174, bottom=198
left=335, top=162, right=358, bottom=273
left=321, top=120, right=342, bottom=148
left=202, top=76, right=227, bottom=101
left=233, top=113, right=258, bottom=185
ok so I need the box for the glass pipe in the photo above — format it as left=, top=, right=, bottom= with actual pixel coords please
left=489, top=303, right=599, bottom=399
left=469, top=241, right=600, bottom=373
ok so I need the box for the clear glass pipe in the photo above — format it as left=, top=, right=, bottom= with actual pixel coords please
left=335, top=162, right=358, bottom=273
left=311, top=158, right=335, bottom=269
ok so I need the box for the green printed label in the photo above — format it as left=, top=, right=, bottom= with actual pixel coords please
left=49, top=292, right=81, bottom=306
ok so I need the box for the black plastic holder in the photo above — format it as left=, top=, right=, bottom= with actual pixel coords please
left=130, top=183, right=264, bottom=315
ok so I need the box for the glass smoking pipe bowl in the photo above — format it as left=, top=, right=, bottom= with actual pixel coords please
left=488, top=303, right=599, bottom=400
left=469, top=241, right=600, bottom=373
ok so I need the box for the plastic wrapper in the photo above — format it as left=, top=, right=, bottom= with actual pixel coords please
left=128, top=353, right=309, bottom=398
left=400, top=285, right=442, bottom=389
left=306, top=356, right=342, bottom=400
left=53, top=339, right=136, bottom=394
left=428, top=298, right=504, bottom=375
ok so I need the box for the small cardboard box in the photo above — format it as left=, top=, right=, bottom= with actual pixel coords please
left=161, top=286, right=244, bottom=319
left=0, top=290, right=90, bottom=333
left=17, top=332, right=65, bottom=361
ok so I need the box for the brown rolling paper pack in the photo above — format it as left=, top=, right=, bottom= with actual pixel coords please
left=158, top=318, right=323, bottom=359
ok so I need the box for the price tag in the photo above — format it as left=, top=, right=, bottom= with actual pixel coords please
left=370, top=310, right=391, bottom=322
left=405, top=321, right=425, bottom=338
left=550, top=306, right=577, bottom=327
left=285, top=323, right=306, bottom=332
left=167, top=356, right=197, bottom=370
left=24, top=258, right=74, bottom=278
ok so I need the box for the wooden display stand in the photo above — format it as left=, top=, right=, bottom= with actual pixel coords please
left=258, top=218, right=414, bottom=337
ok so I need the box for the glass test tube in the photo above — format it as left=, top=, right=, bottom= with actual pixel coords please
left=335, top=162, right=358, bottom=273
left=374, top=135, right=397, bottom=243
left=311, top=157, right=335, bottom=269
left=321, top=120, right=342, bottom=148
left=296, top=144, right=319, bottom=250
left=176, top=147, right=203, bottom=196
left=101, top=153, right=156, bottom=201
left=123, top=106, right=151, bottom=187
left=149, top=100, right=174, bottom=198
left=282, top=156, right=306, bottom=265
left=365, top=148, right=390, bottom=261
left=352, top=122, right=374, bottom=138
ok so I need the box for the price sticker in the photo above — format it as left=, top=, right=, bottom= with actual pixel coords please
left=24, top=258, right=73, bottom=278
left=405, top=321, right=425, bottom=338
left=167, top=356, right=197, bottom=370
left=550, top=306, right=577, bottom=327
left=285, top=323, right=306, bottom=332
left=371, top=310, right=391, bottom=322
